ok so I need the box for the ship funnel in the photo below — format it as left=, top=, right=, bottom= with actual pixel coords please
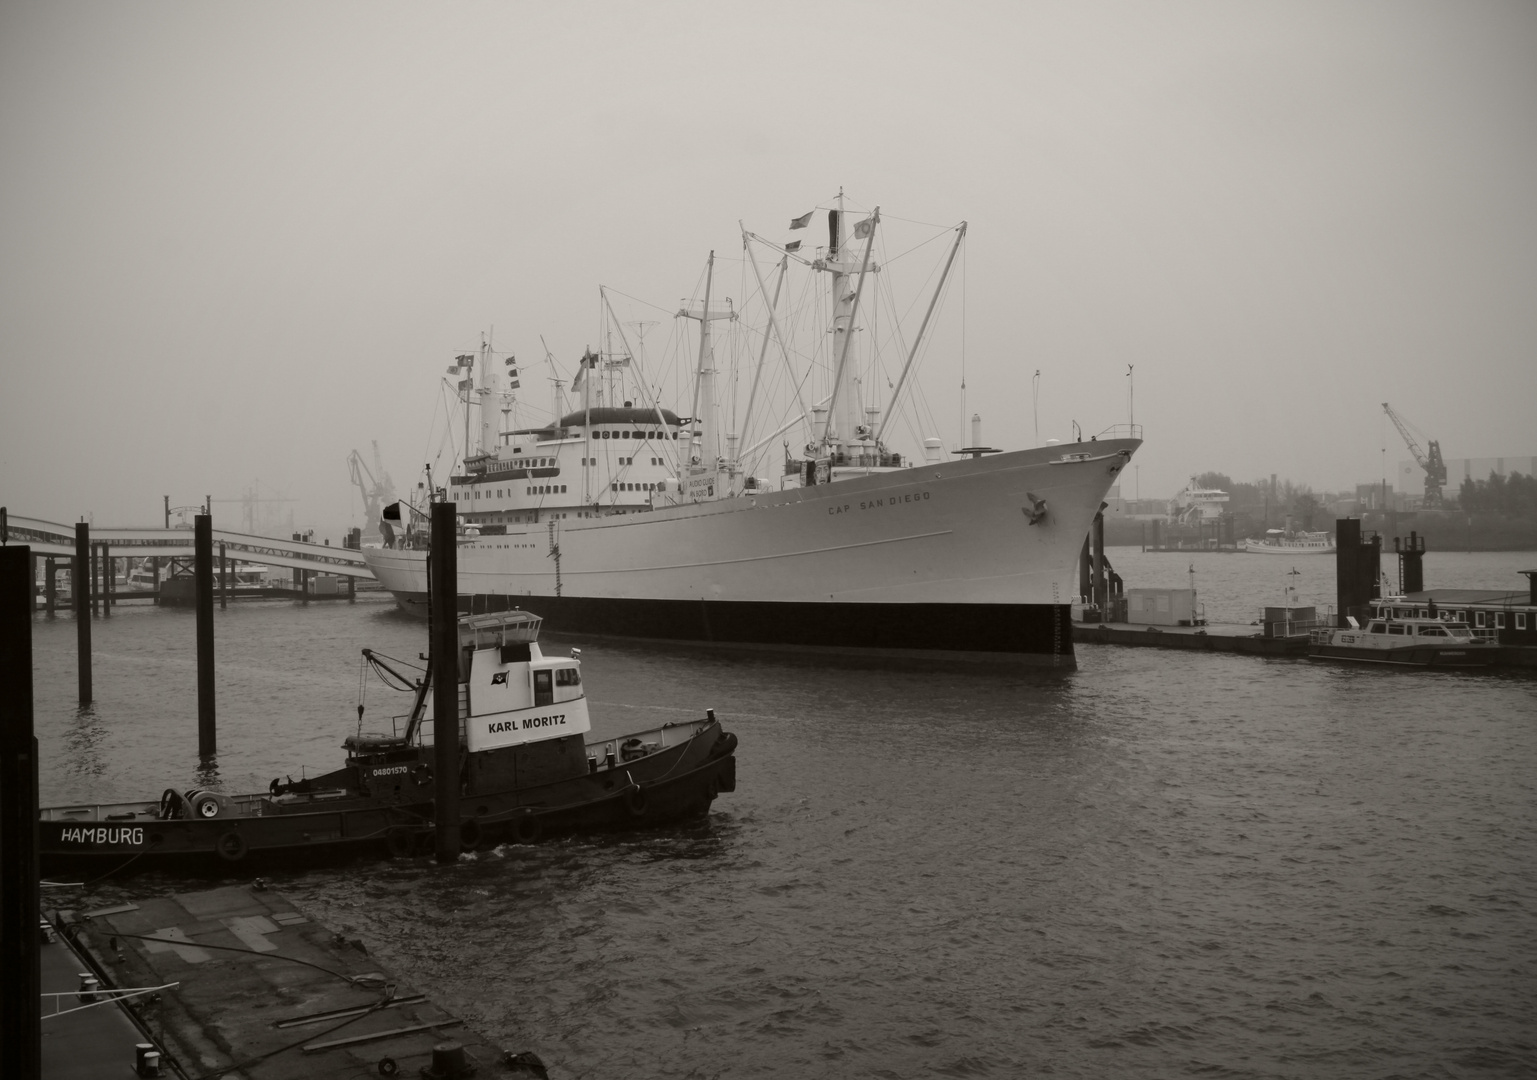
left=971, top=413, right=982, bottom=448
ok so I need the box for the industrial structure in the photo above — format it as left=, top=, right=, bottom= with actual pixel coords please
left=1383, top=402, right=1447, bottom=510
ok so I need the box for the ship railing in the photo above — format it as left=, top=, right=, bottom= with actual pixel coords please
left=1094, top=423, right=1143, bottom=441
left=1265, top=617, right=1322, bottom=638
left=1308, top=627, right=1335, bottom=645
left=1469, top=628, right=1499, bottom=644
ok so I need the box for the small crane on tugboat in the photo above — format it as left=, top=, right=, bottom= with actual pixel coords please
left=1382, top=402, right=1448, bottom=510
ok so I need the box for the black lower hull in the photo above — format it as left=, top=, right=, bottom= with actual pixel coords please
left=393, top=592, right=1077, bottom=664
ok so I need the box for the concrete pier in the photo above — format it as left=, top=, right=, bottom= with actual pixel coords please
left=58, top=885, right=517, bottom=1078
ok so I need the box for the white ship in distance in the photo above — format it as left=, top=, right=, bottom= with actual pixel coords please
left=364, top=195, right=1142, bottom=663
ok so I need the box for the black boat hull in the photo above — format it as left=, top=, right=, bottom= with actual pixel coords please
left=41, top=725, right=736, bottom=879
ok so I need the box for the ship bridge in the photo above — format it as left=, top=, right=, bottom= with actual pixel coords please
left=2, top=514, right=373, bottom=578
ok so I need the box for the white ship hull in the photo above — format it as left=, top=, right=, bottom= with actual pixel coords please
left=362, top=439, right=1138, bottom=662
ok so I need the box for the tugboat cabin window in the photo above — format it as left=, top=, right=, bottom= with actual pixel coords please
left=1387, top=625, right=1409, bottom=636
left=555, top=667, right=581, bottom=686
left=1367, top=621, right=1386, bottom=634
left=1417, top=625, right=1448, bottom=637
left=534, top=670, right=553, bottom=706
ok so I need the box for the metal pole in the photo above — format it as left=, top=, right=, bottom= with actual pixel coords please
left=195, top=514, right=216, bottom=758
left=0, top=544, right=41, bottom=1080
left=430, top=501, right=460, bottom=863
left=219, top=542, right=227, bottom=609
left=45, top=557, right=56, bottom=616
left=74, top=523, right=91, bottom=705
left=103, top=543, right=112, bottom=616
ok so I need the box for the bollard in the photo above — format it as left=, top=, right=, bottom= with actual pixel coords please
left=74, top=523, right=91, bottom=705
left=430, top=502, right=460, bottom=863
left=195, top=515, right=216, bottom=758
left=0, top=544, right=42, bottom=1079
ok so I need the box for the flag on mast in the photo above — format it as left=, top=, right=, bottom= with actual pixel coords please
left=789, top=211, right=814, bottom=230
left=784, top=240, right=802, bottom=252
left=853, top=216, right=874, bottom=239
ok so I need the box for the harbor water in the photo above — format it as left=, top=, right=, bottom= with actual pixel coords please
left=31, top=549, right=1537, bottom=1078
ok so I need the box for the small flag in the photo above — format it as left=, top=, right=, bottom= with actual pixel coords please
left=853, top=216, right=874, bottom=239
left=382, top=502, right=402, bottom=521
left=491, top=671, right=509, bottom=686
left=458, top=378, right=473, bottom=391
left=456, top=354, right=473, bottom=365
left=508, top=378, right=520, bottom=389
left=789, top=211, right=813, bottom=230
left=785, top=240, right=802, bottom=252
left=446, top=365, right=459, bottom=374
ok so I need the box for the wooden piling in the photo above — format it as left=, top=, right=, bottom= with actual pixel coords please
left=195, top=514, right=216, bottom=758
left=219, top=542, right=228, bottom=609
left=74, top=523, right=91, bottom=705
left=44, top=557, right=55, bottom=616
left=0, top=544, right=41, bottom=1080
left=430, top=501, right=460, bottom=863
left=102, top=543, right=112, bottom=617
left=1091, top=505, right=1107, bottom=615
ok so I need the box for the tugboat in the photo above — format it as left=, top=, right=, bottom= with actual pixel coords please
left=1307, top=598, right=1499, bottom=667
left=40, top=609, right=737, bottom=877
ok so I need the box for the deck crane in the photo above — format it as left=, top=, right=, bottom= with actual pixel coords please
left=1382, top=402, right=1447, bottom=510
left=347, top=442, right=398, bottom=535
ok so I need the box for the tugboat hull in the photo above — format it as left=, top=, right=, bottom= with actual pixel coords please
left=41, top=722, right=736, bottom=879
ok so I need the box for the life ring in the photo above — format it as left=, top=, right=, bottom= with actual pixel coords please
left=458, top=817, right=482, bottom=850
left=216, top=831, right=248, bottom=862
left=411, top=763, right=432, bottom=787
left=386, top=828, right=414, bottom=858
left=623, top=785, right=648, bottom=818
left=159, top=788, right=183, bottom=820
left=508, top=814, right=542, bottom=845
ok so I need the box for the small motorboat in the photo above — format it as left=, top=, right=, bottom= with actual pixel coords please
left=1307, top=599, right=1499, bottom=667
left=40, top=609, right=737, bottom=877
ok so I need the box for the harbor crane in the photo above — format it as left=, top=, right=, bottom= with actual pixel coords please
left=348, top=442, right=397, bottom=535
left=1382, top=402, right=1447, bottom=510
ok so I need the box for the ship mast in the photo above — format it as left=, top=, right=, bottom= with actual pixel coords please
left=678, top=251, right=735, bottom=501
left=815, top=192, right=880, bottom=456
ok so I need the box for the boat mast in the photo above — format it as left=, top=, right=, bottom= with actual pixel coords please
left=816, top=193, right=880, bottom=455
left=678, top=252, right=734, bottom=500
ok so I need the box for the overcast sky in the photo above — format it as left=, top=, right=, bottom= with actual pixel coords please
left=3, top=1, right=1533, bottom=534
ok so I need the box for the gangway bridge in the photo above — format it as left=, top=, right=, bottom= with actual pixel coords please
left=2, top=514, right=374, bottom=579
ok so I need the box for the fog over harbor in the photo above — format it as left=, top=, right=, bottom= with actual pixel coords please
left=3, top=2, right=1534, bottom=537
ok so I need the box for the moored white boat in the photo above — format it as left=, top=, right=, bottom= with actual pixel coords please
left=1308, top=599, right=1498, bottom=667
left=1245, top=529, right=1335, bottom=555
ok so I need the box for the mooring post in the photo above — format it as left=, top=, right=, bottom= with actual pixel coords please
left=430, top=501, right=460, bottom=863
left=0, top=544, right=42, bottom=1080
left=194, top=514, right=216, bottom=758
left=74, top=523, right=91, bottom=705
left=45, top=557, right=56, bottom=616
left=89, top=541, right=99, bottom=616
left=103, top=543, right=113, bottom=617
left=152, top=556, right=160, bottom=606
left=219, top=542, right=228, bottom=609
left=1091, top=504, right=1107, bottom=616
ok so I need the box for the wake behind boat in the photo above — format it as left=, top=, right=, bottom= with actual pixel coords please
left=40, top=609, right=737, bottom=877
left=364, top=196, right=1141, bottom=664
